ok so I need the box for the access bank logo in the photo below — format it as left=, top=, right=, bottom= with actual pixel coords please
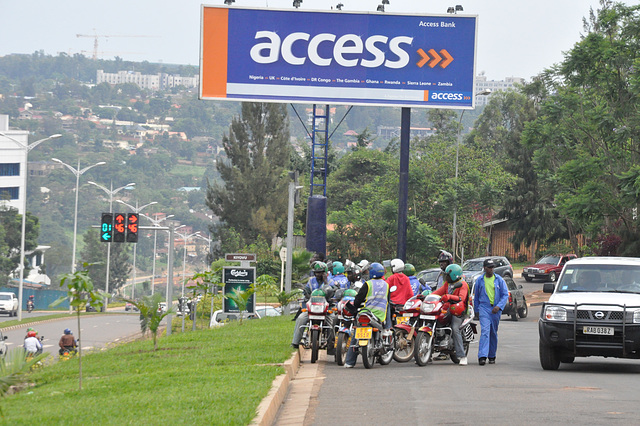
left=249, top=31, right=415, bottom=69
left=429, top=92, right=468, bottom=101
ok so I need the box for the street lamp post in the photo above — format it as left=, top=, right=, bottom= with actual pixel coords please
left=0, top=132, right=61, bottom=321
left=52, top=159, right=106, bottom=273
left=194, top=232, right=212, bottom=271
left=451, top=89, right=492, bottom=262
left=140, top=213, right=174, bottom=295
left=88, top=181, right=135, bottom=308
left=175, top=229, right=199, bottom=297
left=116, top=200, right=157, bottom=300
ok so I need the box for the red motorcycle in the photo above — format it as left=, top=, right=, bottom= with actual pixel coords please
left=301, top=290, right=334, bottom=364
left=334, top=294, right=356, bottom=366
left=353, top=309, right=394, bottom=369
left=393, top=296, right=423, bottom=362
left=414, top=293, right=477, bottom=366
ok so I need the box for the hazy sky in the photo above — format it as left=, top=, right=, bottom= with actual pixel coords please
left=2, top=0, right=606, bottom=81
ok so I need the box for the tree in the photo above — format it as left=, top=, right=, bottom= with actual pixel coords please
left=205, top=102, right=290, bottom=244
left=0, top=207, right=39, bottom=286
left=126, top=293, right=172, bottom=351
left=79, top=230, right=132, bottom=293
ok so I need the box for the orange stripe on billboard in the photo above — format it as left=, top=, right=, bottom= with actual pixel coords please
left=200, top=7, right=228, bottom=99
left=423, top=90, right=429, bottom=101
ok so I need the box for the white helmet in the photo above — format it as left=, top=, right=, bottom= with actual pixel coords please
left=390, top=258, right=405, bottom=274
left=357, top=259, right=370, bottom=272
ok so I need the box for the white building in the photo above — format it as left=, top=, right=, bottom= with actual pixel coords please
left=96, top=70, right=199, bottom=91
left=0, top=114, right=29, bottom=214
left=474, top=75, right=525, bottom=106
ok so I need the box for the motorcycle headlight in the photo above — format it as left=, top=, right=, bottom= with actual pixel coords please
left=634, top=310, right=640, bottom=324
left=544, top=306, right=567, bottom=321
left=309, top=303, right=326, bottom=314
left=420, top=302, right=438, bottom=315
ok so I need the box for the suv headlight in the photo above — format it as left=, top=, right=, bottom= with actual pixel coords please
left=544, top=306, right=567, bottom=321
left=634, top=310, right=640, bottom=324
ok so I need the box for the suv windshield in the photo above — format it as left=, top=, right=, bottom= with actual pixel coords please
left=536, top=255, right=561, bottom=265
left=557, top=264, right=640, bottom=293
left=462, top=260, right=483, bottom=272
left=0, top=295, right=11, bottom=301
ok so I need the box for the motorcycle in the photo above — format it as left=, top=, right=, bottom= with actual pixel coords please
left=414, top=293, right=477, bottom=366
left=352, top=309, right=394, bottom=369
left=300, top=290, right=335, bottom=363
left=392, top=296, right=424, bottom=362
left=334, top=294, right=356, bottom=366
left=27, top=300, right=35, bottom=313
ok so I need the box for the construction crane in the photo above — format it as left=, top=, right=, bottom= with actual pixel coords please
left=76, top=29, right=157, bottom=60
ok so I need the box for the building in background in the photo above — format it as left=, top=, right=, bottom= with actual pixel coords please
left=96, top=70, right=199, bottom=91
left=474, top=74, right=525, bottom=106
left=0, top=114, right=29, bottom=214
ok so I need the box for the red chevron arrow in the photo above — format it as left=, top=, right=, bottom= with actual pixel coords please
left=416, top=48, right=429, bottom=68
left=427, top=49, right=442, bottom=68
left=439, top=49, right=454, bottom=68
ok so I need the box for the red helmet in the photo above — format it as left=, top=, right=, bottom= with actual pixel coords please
left=27, top=331, right=37, bottom=338
left=449, top=301, right=466, bottom=317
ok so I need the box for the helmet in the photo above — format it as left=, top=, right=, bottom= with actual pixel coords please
left=403, top=263, right=416, bottom=276
left=321, top=284, right=335, bottom=300
left=445, top=264, right=463, bottom=283
left=64, top=328, right=72, bottom=335
left=369, top=262, right=385, bottom=279
left=334, top=289, right=345, bottom=301
left=357, top=259, right=370, bottom=272
left=344, top=289, right=358, bottom=298
left=310, top=289, right=325, bottom=297
left=27, top=331, right=37, bottom=338
left=421, top=289, right=432, bottom=296
left=438, top=250, right=453, bottom=264
left=332, top=261, right=345, bottom=274
left=311, top=261, right=328, bottom=273
left=390, top=258, right=405, bottom=274
left=27, top=327, right=35, bottom=332
left=449, top=301, right=466, bottom=316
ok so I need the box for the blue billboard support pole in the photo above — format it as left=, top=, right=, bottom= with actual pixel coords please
left=306, top=104, right=330, bottom=256
left=397, top=107, right=410, bottom=261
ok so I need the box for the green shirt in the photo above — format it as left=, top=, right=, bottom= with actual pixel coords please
left=484, top=275, right=496, bottom=305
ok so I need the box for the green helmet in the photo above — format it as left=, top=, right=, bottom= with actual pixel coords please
left=311, top=261, right=328, bottom=273
left=403, top=263, right=416, bottom=276
left=333, top=261, right=345, bottom=274
left=445, top=264, right=463, bottom=283
left=310, top=289, right=326, bottom=297
left=344, top=288, right=357, bottom=298
left=421, top=288, right=432, bottom=296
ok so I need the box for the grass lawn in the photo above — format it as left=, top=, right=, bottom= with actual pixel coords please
left=170, top=164, right=206, bottom=178
left=2, top=316, right=295, bottom=424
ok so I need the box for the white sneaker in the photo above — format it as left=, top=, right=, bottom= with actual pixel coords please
left=344, top=364, right=355, bottom=368
left=459, top=357, right=468, bottom=366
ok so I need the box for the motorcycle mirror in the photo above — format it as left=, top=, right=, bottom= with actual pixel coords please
left=418, top=277, right=426, bottom=285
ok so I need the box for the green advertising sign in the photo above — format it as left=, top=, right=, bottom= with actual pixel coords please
left=223, top=267, right=256, bottom=313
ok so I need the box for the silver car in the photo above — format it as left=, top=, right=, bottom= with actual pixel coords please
left=462, top=256, right=513, bottom=285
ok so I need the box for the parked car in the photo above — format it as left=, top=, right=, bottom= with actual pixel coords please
left=523, top=254, right=577, bottom=282
left=502, top=277, right=528, bottom=321
left=462, top=256, right=513, bottom=286
left=210, top=310, right=259, bottom=327
left=255, top=305, right=282, bottom=317
left=157, top=302, right=167, bottom=314
left=124, top=302, right=139, bottom=312
left=0, top=330, right=7, bottom=357
left=0, top=293, right=18, bottom=317
left=539, top=256, right=640, bottom=370
left=416, top=268, right=441, bottom=290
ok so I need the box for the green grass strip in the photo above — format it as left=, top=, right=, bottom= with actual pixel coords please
left=1, top=316, right=295, bottom=424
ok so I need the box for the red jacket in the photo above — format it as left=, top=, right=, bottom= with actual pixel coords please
left=387, top=273, right=413, bottom=305
left=433, top=280, right=469, bottom=312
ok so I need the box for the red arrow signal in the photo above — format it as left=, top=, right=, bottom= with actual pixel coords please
left=115, top=214, right=126, bottom=223
left=128, top=214, right=138, bottom=224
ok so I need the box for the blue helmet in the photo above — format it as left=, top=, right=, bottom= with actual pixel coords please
left=369, top=262, right=385, bottom=279
left=64, top=328, right=72, bottom=335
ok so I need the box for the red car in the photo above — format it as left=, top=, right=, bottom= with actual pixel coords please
left=522, top=254, right=577, bottom=282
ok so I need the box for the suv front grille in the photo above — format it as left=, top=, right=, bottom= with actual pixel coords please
left=576, top=310, right=626, bottom=321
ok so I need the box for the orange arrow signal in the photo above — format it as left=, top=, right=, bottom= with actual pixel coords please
left=115, top=214, right=125, bottom=223
left=128, top=214, right=138, bottom=224
left=415, top=48, right=454, bottom=69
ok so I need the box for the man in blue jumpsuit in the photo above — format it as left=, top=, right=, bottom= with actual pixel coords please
left=473, top=258, right=509, bottom=365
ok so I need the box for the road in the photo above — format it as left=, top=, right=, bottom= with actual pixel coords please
left=295, top=275, right=640, bottom=425
left=4, top=313, right=145, bottom=358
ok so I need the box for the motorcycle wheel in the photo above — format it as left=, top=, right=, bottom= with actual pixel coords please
left=361, top=342, right=376, bottom=369
left=392, top=328, right=414, bottom=363
left=311, top=329, right=320, bottom=364
left=378, top=333, right=394, bottom=365
left=335, top=333, right=349, bottom=366
left=414, top=330, right=435, bottom=367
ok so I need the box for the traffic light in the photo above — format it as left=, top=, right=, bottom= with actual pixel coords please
left=113, top=213, right=126, bottom=243
left=126, top=213, right=139, bottom=243
left=100, top=213, right=113, bottom=243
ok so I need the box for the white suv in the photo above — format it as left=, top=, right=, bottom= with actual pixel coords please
left=539, top=257, right=640, bottom=370
left=0, top=293, right=18, bottom=317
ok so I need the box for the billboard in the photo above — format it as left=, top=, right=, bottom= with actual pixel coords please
left=200, top=6, right=478, bottom=109
left=222, top=266, right=256, bottom=313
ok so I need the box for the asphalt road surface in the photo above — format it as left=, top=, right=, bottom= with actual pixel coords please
left=310, top=305, right=640, bottom=425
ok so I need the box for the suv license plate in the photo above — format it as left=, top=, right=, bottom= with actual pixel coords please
left=527, top=273, right=535, bottom=277
left=583, top=326, right=614, bottom=335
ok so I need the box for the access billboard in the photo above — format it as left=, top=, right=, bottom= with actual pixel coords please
left=200, top=6, right=478, bottom=109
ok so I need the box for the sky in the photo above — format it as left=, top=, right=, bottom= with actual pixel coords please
left=1, top=0, right=607, bottom=81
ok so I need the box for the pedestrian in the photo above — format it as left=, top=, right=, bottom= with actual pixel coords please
left=473, top=258, right=509, bottom=365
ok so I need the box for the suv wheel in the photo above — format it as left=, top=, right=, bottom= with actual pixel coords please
left=549, top=271, right=557, bottom=282
left=539, top=340, right=560, bottom=370
left=510, top=303, right=519, bottom=321
left=518, top=299, right=528, bottom=318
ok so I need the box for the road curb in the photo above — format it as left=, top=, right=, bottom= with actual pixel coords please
left=251, top=347, right=302, bottom=426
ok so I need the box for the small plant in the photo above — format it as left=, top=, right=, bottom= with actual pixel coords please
left=125, top=293, right=172, bottom=351
left=223, top=286, right=255, bottom=325
left=188, top=268, right=223, bottom=330
left=51, top=262, right=106, bottom=391
left=0, top=348, right=48, bottom=416
left=274, top=289, right=303, bottom=313
left=254, top=274, right=278, bottom=306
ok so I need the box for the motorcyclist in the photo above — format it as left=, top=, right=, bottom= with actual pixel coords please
left=24, top=330, right=42, bottom=355
left=344, top=262, right=362, bottom=289
left=431, top=264, right=470, bottom=365
left=58, top=328, right=78, bottom=355
left=405, top=263, right=428, bottom=296
left=387, top=259, right=413, bottom=306
left=343, top=262, right=391, bottom=368
left=292, top=262, right=337, bottom=350
left=24, top=327, right=38, bottom=340
left=435, top=250, right=454, bottom=290
left=358, top=259, right=371, bottom=283
left=332, top=261, right=350, bottom=289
